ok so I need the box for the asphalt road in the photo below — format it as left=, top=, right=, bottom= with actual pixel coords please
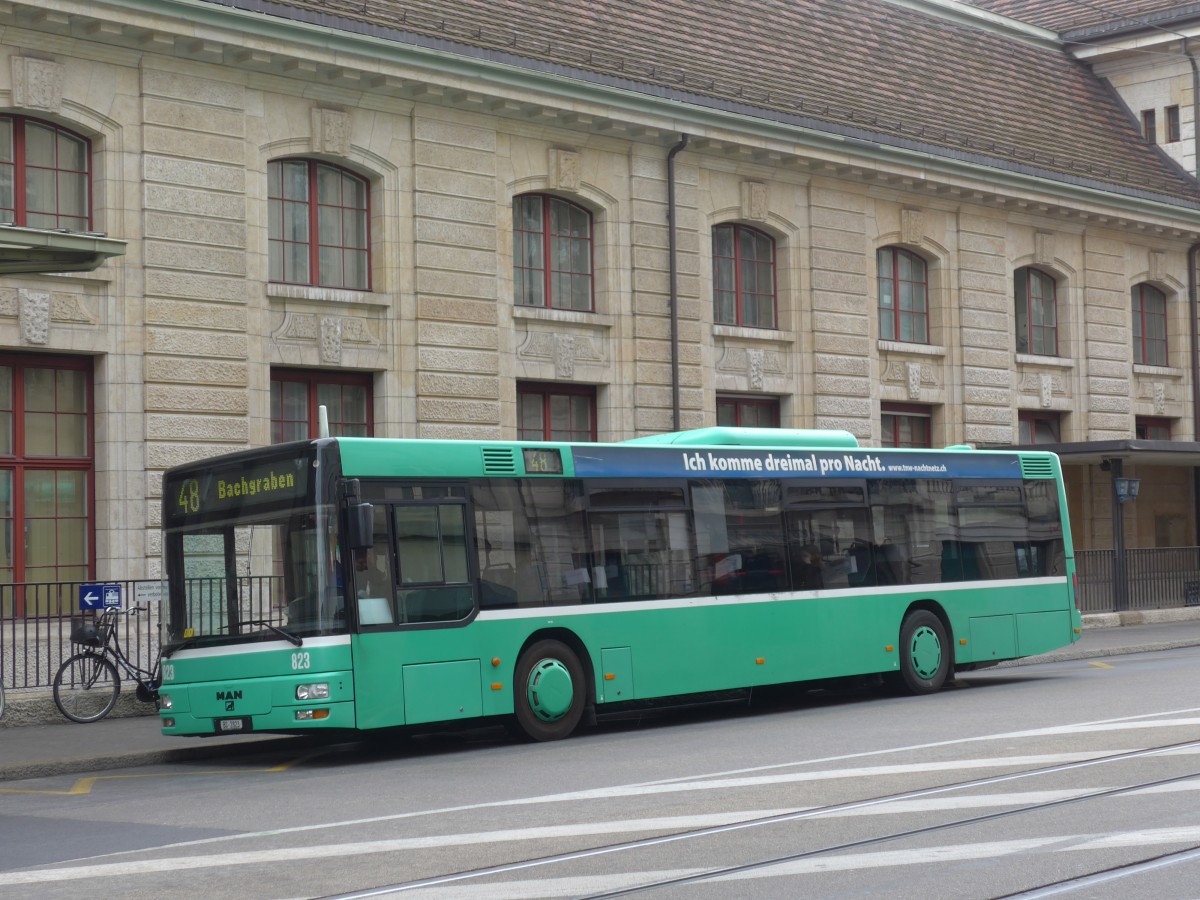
left=2, top=639, right=1200, bottom=899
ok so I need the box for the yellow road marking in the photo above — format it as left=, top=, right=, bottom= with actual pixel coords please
left=1088, top=661, right=1114, bottom=669
left=0, top=751, right=321, bottom=796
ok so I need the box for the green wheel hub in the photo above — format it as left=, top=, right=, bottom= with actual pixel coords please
left=908, top=625, right=943, bottom=680
left=526, top=658, right=575, bottom=722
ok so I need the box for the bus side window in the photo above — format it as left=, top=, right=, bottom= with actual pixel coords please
left=394, top=502, right=473, bottom=623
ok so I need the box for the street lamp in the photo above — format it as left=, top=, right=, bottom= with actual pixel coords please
left=1114, top=477, right=1141, bottom=503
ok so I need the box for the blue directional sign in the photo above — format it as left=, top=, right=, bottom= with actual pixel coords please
left=79, top=582, right=123, bottom=611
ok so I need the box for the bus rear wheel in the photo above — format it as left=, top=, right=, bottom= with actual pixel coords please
left=513, top=639, right=585, bottom=742
left=896, top=610, right=950, bottom=695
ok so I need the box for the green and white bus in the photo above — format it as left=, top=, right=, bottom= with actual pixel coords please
left=158, top=427, right=1080, bottom=741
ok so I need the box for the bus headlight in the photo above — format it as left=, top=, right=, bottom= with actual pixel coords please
left=159, top=694, right=173, bottom=710
left=296, top=683, right=329, bottom=701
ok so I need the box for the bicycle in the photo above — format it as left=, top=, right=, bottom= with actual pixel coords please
left=53, top=606, right=161, bottom=724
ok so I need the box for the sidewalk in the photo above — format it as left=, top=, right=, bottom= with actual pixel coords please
left=2, top=610, right=1199, bottom=783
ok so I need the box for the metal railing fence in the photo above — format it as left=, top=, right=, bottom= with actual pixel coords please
left=1075, top=547, right=1200, bottom=613
left=0, top=576, right=284, bottom=691
left=0, top=580, right=162, bottom=691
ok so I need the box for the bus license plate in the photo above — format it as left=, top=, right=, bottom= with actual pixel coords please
left=216, top=718, right=251, bottom=733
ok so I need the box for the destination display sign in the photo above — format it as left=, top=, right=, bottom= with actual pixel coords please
left=164, top=454, right=313, bottom=527
left=572, top=446, right=1028, bottom=480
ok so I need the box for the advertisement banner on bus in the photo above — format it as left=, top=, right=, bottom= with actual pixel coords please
left=572, top=447, right=1026, bottom=480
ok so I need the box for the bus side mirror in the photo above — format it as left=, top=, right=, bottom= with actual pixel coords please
left=347, top=502, right=374, bottom=550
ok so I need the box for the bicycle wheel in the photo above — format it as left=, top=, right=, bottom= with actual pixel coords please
left=53, top=652, right=120, bottom=723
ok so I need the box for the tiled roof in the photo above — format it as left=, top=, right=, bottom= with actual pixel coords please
left=963, top=0, right=1193, bottom=33
left=209, top=0, right=1200, bottom=206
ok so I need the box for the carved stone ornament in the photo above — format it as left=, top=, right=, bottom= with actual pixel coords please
left=747, top=348, right=765, bottom=391
left=19, top=289, right=50, bottom=345
left=881, top=358, right=937, bottom=392
left=903, top=362, right=919, bottom=399
left=554, top=333, right=576, bottom=379
left=1150, top=250, right=1167, bottom=284
left=1035, top=231, right=1054, bottom=266
left=901, top=208, right=924, bottom=246
left=12, top=57, right=65, bottom=113
left=312, top=108, right=352, bottom=157
left=1017, top=370, right=1066, bottom=402
left=741, top=181, right=768, bottom=223
left=549, top=148, right=581, bottom=192
left=517, top=329, right=604, bottom=368
left=1154, top=382, right=1166, bottom=415
left=320, top=316, right=343, bottom=364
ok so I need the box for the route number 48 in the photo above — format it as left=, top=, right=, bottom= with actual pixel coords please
left=178, top=479, right=201, bottom=514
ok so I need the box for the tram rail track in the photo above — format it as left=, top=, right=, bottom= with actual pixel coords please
left=328, top=736, right=1200, bottom=898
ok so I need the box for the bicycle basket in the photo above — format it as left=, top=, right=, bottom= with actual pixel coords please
left=70, top=618, right=103, bottom=647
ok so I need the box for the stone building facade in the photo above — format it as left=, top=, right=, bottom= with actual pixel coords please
left=3, top=0, right=1200, bottom=597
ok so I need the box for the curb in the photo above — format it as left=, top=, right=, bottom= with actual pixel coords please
left=0, top=738, right=310, bottom=783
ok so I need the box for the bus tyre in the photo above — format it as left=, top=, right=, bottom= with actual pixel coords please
left=513, top=640, right=586, bottom=742
left=897, top=610, right=950, bottom=695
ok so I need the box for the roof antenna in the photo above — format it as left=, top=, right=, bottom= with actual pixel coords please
left=318, top=404, right=330, bottom=439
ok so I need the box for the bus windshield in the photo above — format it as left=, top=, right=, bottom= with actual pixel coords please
left=162, top=442, right=348, bottom=647
left=168, top=504, right=347, bottom=645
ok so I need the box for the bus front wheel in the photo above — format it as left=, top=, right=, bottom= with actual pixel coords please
left=513, top=639, right=585, bottom=741
left=896, top=610, right=950, bottom=694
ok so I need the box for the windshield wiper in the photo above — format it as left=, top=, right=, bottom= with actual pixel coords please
left=161, top=638, right=196, bottom=659
left=236, top=620, right=304, bottom=647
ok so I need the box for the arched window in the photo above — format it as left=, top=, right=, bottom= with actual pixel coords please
left=513, top=194, right=593, bottom=310
left=268, top=159, right=370, bottom=290
left=877, top=247, right=928, bottom=343
left=713, top=224, right=776, bottom=328
left=1015, top=267, right=1058, bottom=356
left=0, top=115, right=90, bottom=230
left=1132, top=283, right=1168, bottom=366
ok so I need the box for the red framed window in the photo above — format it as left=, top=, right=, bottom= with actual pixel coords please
left=1132, top=283, right=1168, bottom=367
left=0, top=115, right=90, bottom=230
left=517, top=383, right=596, bottom=441
left=878, top=247, right=928, bottom=343
left=513, top=194, right=593, bottom=311
left=881, top=403, right=932, bottom=448
left=1015, top=267, right=1058, bottom=356
left=268, top=159, right=370, bottom=290
left=1135, top=417, right=1171, bottom=440
left=716, top=395, right=780, bottom=428
left=270, top=370, right=373, bottom=443
left=1142, top=109, right=1157, bottom=144
left=713, top=224, right=776, bottom=328
left=1018, top=411, right=1061, bottom=444
left=1166, top=106, right=1181, bottom=143
left=0, top=355, right=93, bottom=607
